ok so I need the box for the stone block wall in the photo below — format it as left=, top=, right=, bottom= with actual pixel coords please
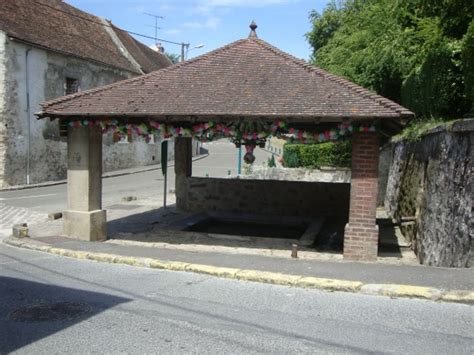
left=177, top=177, right=350, bottom=219
left=384, top=119, right=473, bottom=267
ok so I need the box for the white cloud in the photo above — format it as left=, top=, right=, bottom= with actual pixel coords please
left=194, top=0, right=297, bottom=15
left=128, top=5, right=146, bottom=13
left=204, top=0, right=294, bottom=6
left=159, top=4, right=177, bottom=11
left=183, top=16, right=221, bottom=30
left=164, top=28, right=181, bottom=35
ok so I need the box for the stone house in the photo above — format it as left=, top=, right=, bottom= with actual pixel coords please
left=0, top=0, right=172, bottom=187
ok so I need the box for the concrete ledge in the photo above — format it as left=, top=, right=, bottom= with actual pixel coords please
left=235, top=270, right=302, bottom=286
left=360, top=284, right=442, bottom=301
left=298, top=277, right=363, bottom=292
left=4, top=237, right=473, bottom=305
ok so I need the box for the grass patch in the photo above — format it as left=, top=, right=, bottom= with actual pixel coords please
left=394, top=118, right=451, bottom=142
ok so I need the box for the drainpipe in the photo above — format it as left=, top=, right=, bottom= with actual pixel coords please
left=25, top=47, right=32, bottom=184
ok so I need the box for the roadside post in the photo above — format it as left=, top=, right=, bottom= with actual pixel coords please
left=237, top=142, right=242, bottom=175
left=161, top=140, right=168, bottom=209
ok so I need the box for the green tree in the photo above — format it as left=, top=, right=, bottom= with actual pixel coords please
left=306, top=1, right=345, bottom=56
left=306, top=0, right=474, bottom=118
left=165, top=52, right=180, bottom=64
left=462, top=19, right=474, bottom=114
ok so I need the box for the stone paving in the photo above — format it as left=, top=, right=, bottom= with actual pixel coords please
left=0, top=202, right=48, bottom=239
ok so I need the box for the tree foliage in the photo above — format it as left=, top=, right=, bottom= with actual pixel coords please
left=165, top=52, right=180, bottom=64
left=306, top=0, right=474, bottom=118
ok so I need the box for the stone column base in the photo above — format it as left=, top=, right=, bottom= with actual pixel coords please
left=343, top=224, right=379, bottom=261
left=63, top=210, right=107, bottom=241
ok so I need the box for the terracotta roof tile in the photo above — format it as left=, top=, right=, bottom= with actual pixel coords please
left=110, top=24, right=171, bottom=73
left=0, top=0, right=170, bottom=73
left=40, top=36, right=414, bottom=121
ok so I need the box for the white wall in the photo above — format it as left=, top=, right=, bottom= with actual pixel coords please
left=0, top=34, right=175, bottom=187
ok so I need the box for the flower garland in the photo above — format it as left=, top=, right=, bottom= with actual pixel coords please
left=66, top=119, right=376, bottom=145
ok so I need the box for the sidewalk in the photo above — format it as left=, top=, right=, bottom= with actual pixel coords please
left=4, top=232, right=474, bottom=304
left=0, top=153, right=209, bottom=192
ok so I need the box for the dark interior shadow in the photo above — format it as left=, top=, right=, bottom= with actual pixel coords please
left=377, top=218, right=403, bottom=257
left=199, top=146, right=209, bottom=155
left=0, top=277, right=130, bottom=353
left=106, top=207, right=404, bottom=257
left=313, top=217, right=403, bottom=257
left=313, top=217, right=346, bottom=253
left=107, top=207, right=347, bottom=253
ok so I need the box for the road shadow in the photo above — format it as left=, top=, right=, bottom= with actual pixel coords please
left=0, top=276, right=130, bottom=353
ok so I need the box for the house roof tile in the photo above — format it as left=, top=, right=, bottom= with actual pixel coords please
left=0, top=0, right=170, bottom=73
left=39, top=35, right=414, bottom=122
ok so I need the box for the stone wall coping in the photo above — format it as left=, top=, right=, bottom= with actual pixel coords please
left=392, top=118, right=474, bottom=144
left=226, top=166, right=352, bottom=183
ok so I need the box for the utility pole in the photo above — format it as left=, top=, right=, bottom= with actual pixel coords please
left=181, top=43, right=189, bottom=62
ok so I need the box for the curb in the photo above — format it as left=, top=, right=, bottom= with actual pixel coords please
left=0, top=153, right=209, bottom=192
left=4, top=237, right=473, bottom=305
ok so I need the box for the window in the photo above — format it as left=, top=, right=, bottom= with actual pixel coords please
left=65, top=77, right=80, bottom=95
left=59, top=78, right=80, bottom=137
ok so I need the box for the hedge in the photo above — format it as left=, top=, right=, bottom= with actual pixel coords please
left=282, top=141, right=351, bottom=168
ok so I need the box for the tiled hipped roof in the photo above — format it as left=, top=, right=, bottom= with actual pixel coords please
left=40, top=36, right=414, bottom=122
left=0, top=0, right=170, bottom=73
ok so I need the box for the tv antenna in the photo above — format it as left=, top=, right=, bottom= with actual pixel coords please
left=144, top=12, right=165, bottom=46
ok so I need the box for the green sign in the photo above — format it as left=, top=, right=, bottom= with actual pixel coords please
left=161, top=140, right=168, bottom=176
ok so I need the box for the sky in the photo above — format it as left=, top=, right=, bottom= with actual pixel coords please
left=67, top=0, right=330, bottom=61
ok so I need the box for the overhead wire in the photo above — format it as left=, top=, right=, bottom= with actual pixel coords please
left=31, top=0, right=185, bottom=46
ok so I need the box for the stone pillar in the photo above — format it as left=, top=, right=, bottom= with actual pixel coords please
left=63, top=125, right=106, bottom=241
left=343, top=132, right=380, bottom=261
left=174, top=137, right=192, bottom=210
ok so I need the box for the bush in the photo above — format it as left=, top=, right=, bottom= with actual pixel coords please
left=283, top=141, right=351, bottom=168
left=282, top=145, right=300, bottom=168
left=267, top=154, right=276, bottom=168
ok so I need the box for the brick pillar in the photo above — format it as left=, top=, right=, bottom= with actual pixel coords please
left=174, top=137, right=192, bottom=211
left=343, top=132, right=379, bottom=261
left=63, top=124, right=106, bottom=241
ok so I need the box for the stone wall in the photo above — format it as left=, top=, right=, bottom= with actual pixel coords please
left=239, top=166, right=351, bottom=183
left=384, top=119, right=473, bottom=267
left=377, top=143, right=392, bottom=206
left=0, top=36, right=171, bottom=187
left=178, top=177, right=350, bottom=219
left=0, top=32, right=8, bottom=188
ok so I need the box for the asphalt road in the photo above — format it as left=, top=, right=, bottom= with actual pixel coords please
left=0, top=140, right=271, bottom=214
left=1, top=244, right=473, bottom=354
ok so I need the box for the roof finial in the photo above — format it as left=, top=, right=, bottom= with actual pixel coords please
left=249, top=20, right=258, bottom=39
